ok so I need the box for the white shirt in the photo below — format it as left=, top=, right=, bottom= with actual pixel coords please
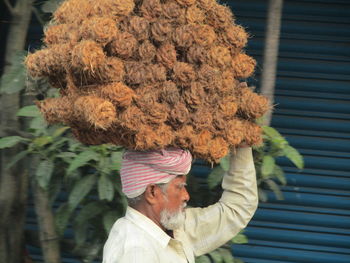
left=103, top=147, right=258, bottom=263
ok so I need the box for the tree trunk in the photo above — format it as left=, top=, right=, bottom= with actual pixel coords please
left=260, top=0, right=284, bottom=126
left=32, top=175, right=62, bottom=263
left=0, top=0, right=33, bottom=262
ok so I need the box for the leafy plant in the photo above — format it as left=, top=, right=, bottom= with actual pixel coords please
left=0, top=104, right=126, bottom=262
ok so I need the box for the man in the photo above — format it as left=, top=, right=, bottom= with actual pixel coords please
left=103, top=147, right=258, bottom=263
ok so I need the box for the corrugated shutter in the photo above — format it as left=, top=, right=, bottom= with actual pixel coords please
left=226, top=0, right=350, bottom=262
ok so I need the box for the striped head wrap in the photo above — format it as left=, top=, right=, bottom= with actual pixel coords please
left=120, top=148, right=192, bottom=198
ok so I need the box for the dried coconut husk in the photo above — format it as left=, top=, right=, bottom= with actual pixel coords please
left=175, top=0, right=195, bottom=7
left=107, top=32, right=138, bottom=59
left=135, top=124, right=173, bottom=150
left=175, top=125, right=195, bottom=149
left=162, top=1, right=184, bottom=20
left=237, top=86, right=270, bottom=119
left=53, top=0, right=94, bottom=24
left=197, top=64, right=221, bottom=86
left=25, top=44, right=71, bottom=78
left=212, top=111, right=226, bottom=130
left=207, top=136, right=229, bottom=162
left=97, top=82, right=135, bottom=107
left=124, top=62, right=150, bottom=85
left=71, top=40, right=106, bottom=74
left=206, top=4, right=234, bottom=29
left=44, top=24, right=78, bottom=46
left=183, top=82, right=205, bottom=109
left=36, top=97, right=73, bottom=124
left=134, top=85, right=159, bottom=107
left=191, top=107, right=213, bottom=130
left=150, top=19, right=173, bottom=42
left=73, top=95, right=117, bottom=129
left=140, top=0, right=162, bottom=21
left=192, top=130, right=212, bottom=156
left=149, top=64, right=167, bottom=83
left=207, top=46, right=232, bottom=69
left=231, top=53, right=256, bottom=79
left=137, top=40, right=156, bottom=62
left=193, top=25, right=217, bottom=47
left=97, top=57, right=125, bottom=83
left=223, top=118, right=245, bottom=145
left=173, top=62, right=196, bottom=84
left=242, top=120, right=263, bottom=146
left=119, top=106, right=146, bottom=131
left=221, top=25, right=248, bottom=50
left=172, top=25, right=194, bottom=48
left=159, top=81, right=180, bottom=106
left=168, top=102, right=190, bottom=128
left=142, top=102, right=169, bottom=125
left=219, top=96, right=238, bottom=118
left=156, top=43, right=177, bottom=68
left=80, top=17, right=118, bottom=45
left=123, top=16, right=150, bottom=41
left=186, top=5, right=205, bottom=24
left=197, top=0, right=216, bottom=11
left=187, top=45, right=206, bottom=64
left=94, top=0, right=135, bottom=19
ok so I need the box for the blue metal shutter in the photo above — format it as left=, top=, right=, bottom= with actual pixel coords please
left=226, top=0, right=350, bottom=262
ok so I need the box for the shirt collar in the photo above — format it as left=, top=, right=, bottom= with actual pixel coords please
left=125, top=206, right=171, bottom=248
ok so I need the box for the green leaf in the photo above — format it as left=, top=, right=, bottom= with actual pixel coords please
left=110, top=151, right=123, bottom=171
left=52, top=126, right=70, bottom=138
left=208, top=250, right=223, bottom=263
left=283, top=145, right=304, bottom=169
left=33, top=136, right=52, bottom=147
left=67, top=150, right=99, bottom=174
left=17, top=105, right=41, bottom=117
left=195, top=255, right=211, bottom=263
left=75, top=202, right=106, bottom=224
left=55, top=204, right=73, bottom=236
left=68, top=174, right=97, bottom=209
left=5, top=150, right=29, bottom=170
left=0, top=51, right=26, bottom=94
left=0, top=136, right=28, bottom=149
left=261, top=155, right=275, bottom=178
left=220, top=154, right=230, bottom=172
left=207, top=166, right=225, bottom=189
left=36, top=159, right=54, bottom=189
left=218, top=248, right=234, bottom=263
left=258, top=188, right=268, bottom=202
left=98, top=174, right=114, bottom=201
left=41, top=0, right=63, bottom=13
left=103, top=210, right=120, bottom=234
left=30, top=116, right=47, bottom=133
left=262, top=126, right=283, bottom=139
left=265, top=179, right=284, bottom=200
left=73, top=220, right=89, bottom=246
left=273, top=165, right=286, bottom=185
left=232, top=232, right=248, bottom=244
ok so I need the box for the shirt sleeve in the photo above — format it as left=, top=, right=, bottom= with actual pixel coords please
left=183, top=147, right=258, bottom=256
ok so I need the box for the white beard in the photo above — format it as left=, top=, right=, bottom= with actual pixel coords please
left=160, top=203, right=186, bottom=230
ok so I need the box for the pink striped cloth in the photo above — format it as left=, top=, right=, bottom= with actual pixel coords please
left=120, top=148, right=192, bottom=198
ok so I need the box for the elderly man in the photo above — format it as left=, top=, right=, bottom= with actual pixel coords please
left=103, top=147, right=258, bottom=263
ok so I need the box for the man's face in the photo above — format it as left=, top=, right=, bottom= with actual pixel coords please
left=159, top=175, right=190, bottom=230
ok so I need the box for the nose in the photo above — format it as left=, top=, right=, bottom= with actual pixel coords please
left=183, top=187, right=190, bottom=202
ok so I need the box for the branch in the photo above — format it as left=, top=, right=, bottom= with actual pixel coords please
left=0, top=127, right=33, bottom=139
left=4, top=0, right=16, bottom=15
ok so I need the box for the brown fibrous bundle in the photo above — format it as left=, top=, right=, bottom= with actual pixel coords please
left=25, top=0, right=270, bottom=163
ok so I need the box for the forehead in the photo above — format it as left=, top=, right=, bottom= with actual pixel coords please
left=170, top=175, right=186, bottom=185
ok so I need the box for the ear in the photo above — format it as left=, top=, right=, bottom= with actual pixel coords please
left=144, top=184, right=163, bottom=205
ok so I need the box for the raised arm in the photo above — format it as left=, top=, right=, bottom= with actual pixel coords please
left=182, top=147, right=258, bottom=256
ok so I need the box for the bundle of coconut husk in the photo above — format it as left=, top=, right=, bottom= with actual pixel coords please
left=25, top=0, right=269, bottom=162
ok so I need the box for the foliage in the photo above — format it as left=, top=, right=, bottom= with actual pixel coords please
left=0, top=103, right=126, bottom=262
